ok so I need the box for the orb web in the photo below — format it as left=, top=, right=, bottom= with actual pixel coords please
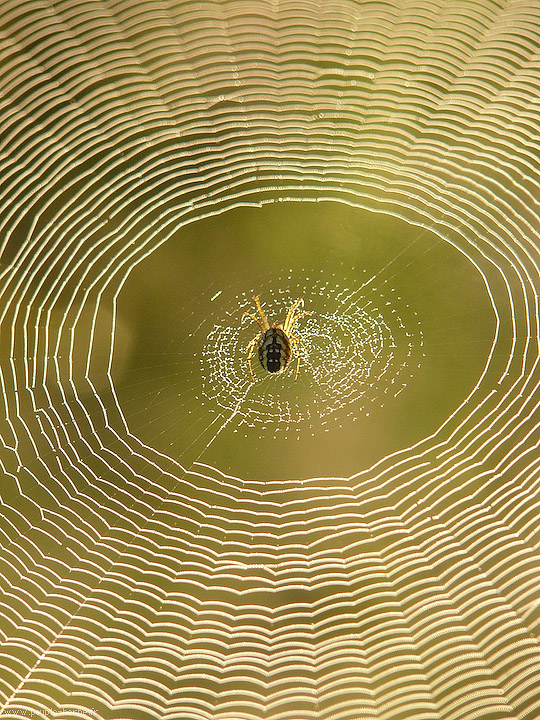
left=1, top=0, right=540, bottom=719
left=200, top=273, right=423, bottom=438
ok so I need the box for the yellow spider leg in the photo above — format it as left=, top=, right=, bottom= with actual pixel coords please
left=289, top=334, right=308, bottom=381
left=290, top=333, right=307, bottom=349
left=242, top=311, right=266, bottom=332
left=294, top=353, right=301, bottom=381
left=253, top=295, right=270, bottom=330
left=283, top=298, right=303, bottom=333
left=288, top=310, right=313, bottom=332
left=245, top=336, right=259, bottom=382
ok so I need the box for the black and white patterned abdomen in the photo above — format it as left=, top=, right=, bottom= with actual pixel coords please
left=258, top=327, right=291, bottom=373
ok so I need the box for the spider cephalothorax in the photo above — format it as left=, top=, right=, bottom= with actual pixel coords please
left=242, top=296, right=312, bottom=381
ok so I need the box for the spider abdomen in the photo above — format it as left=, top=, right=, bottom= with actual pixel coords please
left=258, top=326, right=291, bottom=373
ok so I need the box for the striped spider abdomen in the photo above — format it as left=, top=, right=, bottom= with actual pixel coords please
left=258, top=327, right=292, bottom=373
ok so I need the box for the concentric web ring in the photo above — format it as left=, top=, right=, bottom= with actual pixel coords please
left=1, top=0, right=540, bottom=719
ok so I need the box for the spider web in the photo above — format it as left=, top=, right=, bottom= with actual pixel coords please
left=201, top=275, right=420, bottom=433
left=111, top=200, right=494, bottom=480
left=1, top=1, right=540, bottom=719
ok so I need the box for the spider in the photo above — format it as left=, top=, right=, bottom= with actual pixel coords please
left=242, top=295, right=312, bottom=381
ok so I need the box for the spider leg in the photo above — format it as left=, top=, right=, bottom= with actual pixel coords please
left=242, top=311, right=266, bottom=332
left=283, top=298, right=303, bottom=333
left=245, top=336, right=259, bottom=382
left=294, top=352, right=301, bottom=381
left=289, top=334, right=307, bottom=381
left=290, top=333, right=307, bottom=351
left=253, top=295, right=270, bottom=330
left=288, top=310, right=313, bottom=332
